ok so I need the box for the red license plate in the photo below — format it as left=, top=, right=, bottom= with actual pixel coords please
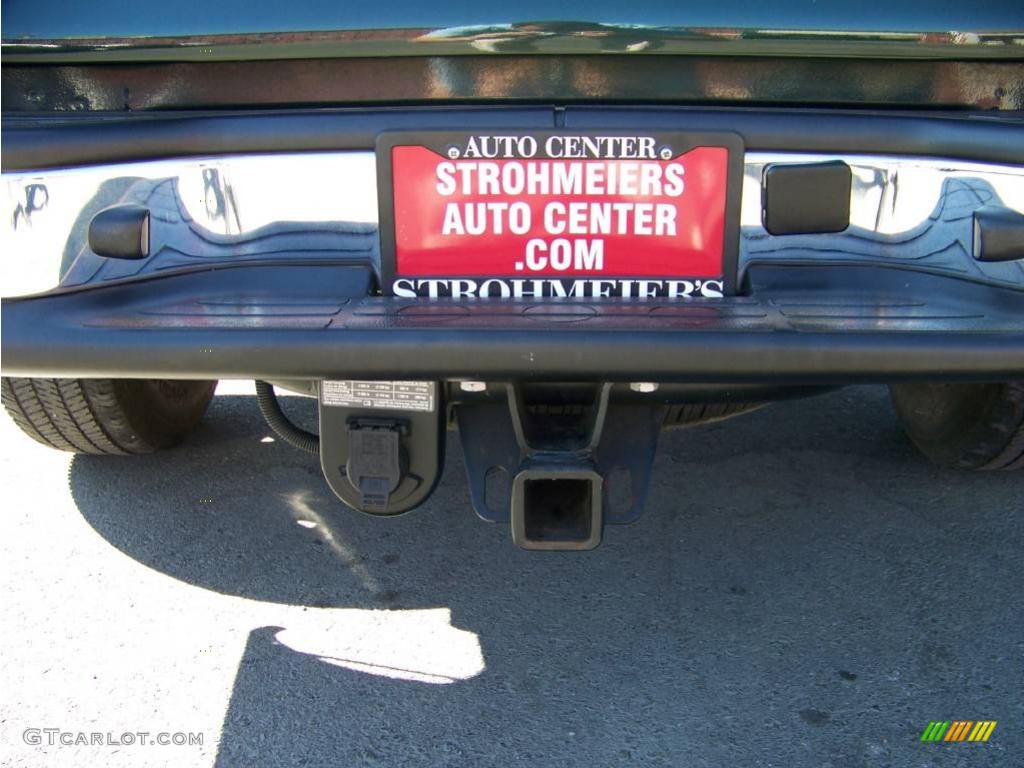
left=377, top=131, right=743, bottom=299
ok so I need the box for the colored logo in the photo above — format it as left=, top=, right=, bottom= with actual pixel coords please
left=921, top=721, right=997, bottom=742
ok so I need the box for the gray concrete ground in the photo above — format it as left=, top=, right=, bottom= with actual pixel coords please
left=1, top=384, right=1021, bottom=768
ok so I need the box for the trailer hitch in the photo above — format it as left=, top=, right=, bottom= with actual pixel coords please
left=314, top=378, right=663, bottom=548
left=456, top=383, right=665, bottom=550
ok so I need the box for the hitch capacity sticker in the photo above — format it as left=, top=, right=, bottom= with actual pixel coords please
left=321, top=381, right=435, bottom=412
left=377, top=131, right=743, bottom=299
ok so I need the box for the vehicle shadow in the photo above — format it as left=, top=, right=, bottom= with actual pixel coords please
left=66, top=387, right=1024, bottom=767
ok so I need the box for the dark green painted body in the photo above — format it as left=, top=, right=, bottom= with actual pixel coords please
left=2, top=2, right=1022, bottom=111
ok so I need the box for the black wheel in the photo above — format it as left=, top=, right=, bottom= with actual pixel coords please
left=1, top=378, right=216, bottom=455
left=889, top=382, right=1024, bottom=470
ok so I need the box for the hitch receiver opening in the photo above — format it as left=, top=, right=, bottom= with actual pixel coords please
left=511, top=469, right=603, bottom=551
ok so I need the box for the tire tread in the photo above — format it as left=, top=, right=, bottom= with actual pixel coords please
left=890, top=381, right=1024, bottom=471
left=2, top=377, right=212, bottom=455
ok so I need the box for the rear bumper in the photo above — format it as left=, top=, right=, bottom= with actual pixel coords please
left=3, top=262, right=1022, bottom=383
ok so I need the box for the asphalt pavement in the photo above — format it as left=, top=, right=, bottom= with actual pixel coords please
left=1, top=383, right=1021, bottom=767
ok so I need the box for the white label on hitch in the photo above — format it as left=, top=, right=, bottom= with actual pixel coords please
left=320, top=380, right=435, bottom=412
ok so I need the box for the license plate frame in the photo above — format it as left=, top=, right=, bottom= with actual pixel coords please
left=377, top=129, right=744, bottom=298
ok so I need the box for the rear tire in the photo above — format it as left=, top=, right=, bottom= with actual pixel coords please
left=889, top=382, right=1024, bottom=470
left=1, top=378, right=216, bottom=454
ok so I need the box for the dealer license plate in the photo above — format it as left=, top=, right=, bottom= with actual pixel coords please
left=377, top=130, right=743, bottom=299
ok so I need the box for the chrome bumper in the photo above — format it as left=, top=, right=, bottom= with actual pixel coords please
left=4, top=150, right=1023, bottom=298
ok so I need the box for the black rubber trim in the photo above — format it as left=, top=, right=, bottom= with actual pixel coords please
left=2, top=263, right=1022, bottom=384
left=1, top=108, right=555, bottom=171
left=566, top=107, right=1024, bottom=164
left=3, top=107, right=1023, bottom=171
